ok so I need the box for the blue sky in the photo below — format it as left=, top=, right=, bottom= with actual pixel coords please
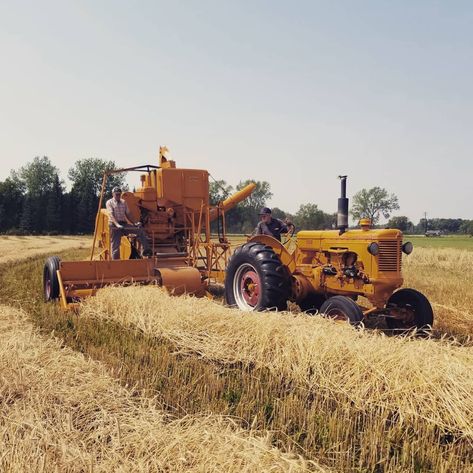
left=0, top=1, right=472, bottom=222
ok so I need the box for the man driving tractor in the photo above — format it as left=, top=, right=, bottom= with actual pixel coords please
left=253, top=207, right=294, bottom=242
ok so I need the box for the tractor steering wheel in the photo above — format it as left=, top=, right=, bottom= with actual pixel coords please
left=282, top=224, right=296, bottom=247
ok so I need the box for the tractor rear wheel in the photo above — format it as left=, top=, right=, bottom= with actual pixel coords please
left=319, top=295, right=363, bottom=326
left=299, top=293, right=326, bottom=315
left=385, top=288, right=433, bottom=331
left=225, top=243, right=290, bottom=311
left=43, top=256, right=61, bottom=302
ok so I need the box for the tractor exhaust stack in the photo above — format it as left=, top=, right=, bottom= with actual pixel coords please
left=337, top=175, right=349, bottom=234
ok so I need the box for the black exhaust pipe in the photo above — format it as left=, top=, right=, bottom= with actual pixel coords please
left=337, top=175, right=348, bottom=235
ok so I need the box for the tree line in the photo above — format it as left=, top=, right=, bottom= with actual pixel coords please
left=0, top=156, right=124, bottom=234
left=386, top=216, right=473, bottom=235
left=0, top=156, right=471, bottom=236
left=0, top=157, right=336, bottom=235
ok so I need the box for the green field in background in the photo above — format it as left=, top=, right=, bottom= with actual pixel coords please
left=404, top=235, right=473, bottom=250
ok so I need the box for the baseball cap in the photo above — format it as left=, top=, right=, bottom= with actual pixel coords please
left=259, top=207, right=272, bottom=215
left=112, top=187, right=122, bottom=193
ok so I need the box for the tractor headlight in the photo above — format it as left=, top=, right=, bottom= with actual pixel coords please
left=367, top=242, right=379, bottom=256
left=402, top=241, right=413, bottom=255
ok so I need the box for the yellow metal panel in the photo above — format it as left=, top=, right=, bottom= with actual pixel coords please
left=157, top=168, right=209, bottom=210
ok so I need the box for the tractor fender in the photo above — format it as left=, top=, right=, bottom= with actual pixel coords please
left=246, top=235, right=297, bottom=274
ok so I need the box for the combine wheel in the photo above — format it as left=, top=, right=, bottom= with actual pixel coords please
left=385, top=288, right=433, bottom=331
left=299, top=293, right=326, bottom=315
left=225, top=243, right=290, bottom=311
left=43, top=256, right=61, bottom=302
left=319, top=296, right=363, bottom=326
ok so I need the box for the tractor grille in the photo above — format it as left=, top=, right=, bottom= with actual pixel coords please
left=378, top=240, right=401, bottom=272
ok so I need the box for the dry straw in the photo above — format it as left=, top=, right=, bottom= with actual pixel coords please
left=81, top=285, right=473, bottom=472
left=0, top=305, right=324, bottom=472
left=403, top=247, right=473, bottom=340
left=0, top=235, right=89, bottom=264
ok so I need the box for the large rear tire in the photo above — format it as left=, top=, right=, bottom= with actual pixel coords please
left=225, top=243, right=290, bottom=311
left=43, top=256, right=61, bottom=302
left=385, top=288, right=433, bottom=330
left=319, top=295, right=364, bottom=326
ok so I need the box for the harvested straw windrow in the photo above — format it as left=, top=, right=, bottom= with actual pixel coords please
left=0, top=305, right=324, bottom=473
left=81, top=286, right=473, bottom=472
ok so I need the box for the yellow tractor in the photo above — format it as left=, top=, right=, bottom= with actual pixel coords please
left=43, top=148, right=255, bottom=309
left=224, top=176, right=433, bottom=330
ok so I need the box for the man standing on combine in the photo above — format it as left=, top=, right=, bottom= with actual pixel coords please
left=253, top=207, right=294, bottom=242
left=106, top=187, right=153, bottom=259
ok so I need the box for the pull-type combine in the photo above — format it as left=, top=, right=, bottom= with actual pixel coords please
left=44, top=149, right=433, bottom=330
left=43, top=148, right=255, bottom=309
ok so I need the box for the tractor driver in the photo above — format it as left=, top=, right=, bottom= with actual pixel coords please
left=106, top=187, right=153, bottom=260
left=252, top=207, right=294, bottom=242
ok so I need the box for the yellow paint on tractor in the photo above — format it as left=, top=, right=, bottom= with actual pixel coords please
left=295, top=227, right=403, bottom=307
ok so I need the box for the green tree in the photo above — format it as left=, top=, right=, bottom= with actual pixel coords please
left=460, top=220, right=473, bottom=236
left=234, top=180, right=273, bottom=233
left=387, top=216, right=413, bottom=232
left=351, top=187, right=399, bottom=225
left=294, top=203, right=334, bottom=230
left=68, top=158, right=125, bottom=233
left=68, top=158, right=125, bottom=198
left=428, top=218, right=463, bottom=234
left=60, top=192, right=75, bottom=234
left=0, top=176, right=25, bottom=231
left=19, top=196, right=34, bottom=234
left=45, top=174, right=63, bottom=233
left=16, top=156, right=59, bottom=233
left=16, top=156, right=58, bottom=197
left=271, top=207, right=293, bottom=221
left=209, top=179, right=233, bottom=206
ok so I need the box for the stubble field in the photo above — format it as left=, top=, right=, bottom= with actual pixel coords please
left=0, top=235, right=472, bottom=472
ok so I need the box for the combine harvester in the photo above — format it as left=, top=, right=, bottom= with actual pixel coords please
left=43, top=148, right=255, bottom=309
left=44, top=149, right=433, bottom=330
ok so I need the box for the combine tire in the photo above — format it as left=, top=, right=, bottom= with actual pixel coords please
left=319, top=296, right=363, bottom=326
left=385, top=288, right=433, bottom=331
left=299, top=293, right=326, bottom=315
left=43, top=256, right=61, bottom=302
left=225, top=243, right=290, bottom=311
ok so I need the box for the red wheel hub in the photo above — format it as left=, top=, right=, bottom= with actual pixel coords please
left=239, top=270, right=261, bottom=307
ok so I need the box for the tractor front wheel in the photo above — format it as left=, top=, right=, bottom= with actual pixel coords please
left=43, top=256, right=61, bottom=302
left=225, top=243, right=290, bottom=311
left=385, top=288, right=433, bottom=331
left=319, top=295, right=364, bottom=326
left=299, top=292, right=326, bottom=315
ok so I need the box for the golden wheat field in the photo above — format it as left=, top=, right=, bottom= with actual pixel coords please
left=0, top=236, right=472, bottom=472
left=403, top=247, right=473, bottom=341
left=0, top=235, right=90, bottom=264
